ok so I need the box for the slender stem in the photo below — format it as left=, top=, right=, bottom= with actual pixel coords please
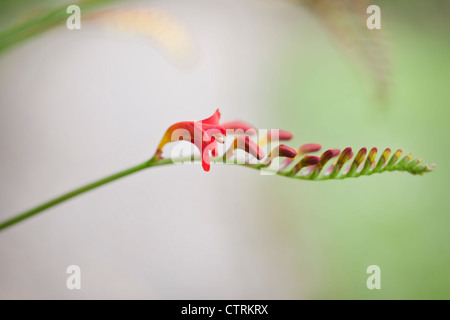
left=0, top=157, right=171, bottom=232
left=0, top=153, right=429, bottom=232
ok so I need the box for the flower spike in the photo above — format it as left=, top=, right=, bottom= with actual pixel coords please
left=299, top=144, right=322, bottom=154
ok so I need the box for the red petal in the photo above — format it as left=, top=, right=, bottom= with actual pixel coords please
left=319, top=149, right=340, bottom=167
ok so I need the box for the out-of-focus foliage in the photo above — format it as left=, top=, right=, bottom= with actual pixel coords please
left=273, top=0, right=450, bottom=299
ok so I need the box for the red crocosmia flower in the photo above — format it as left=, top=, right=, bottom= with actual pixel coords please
left=225, top=136, right=265, bottom=161
left=221, top=121, right=257, bottom=135
left=155, top=109, right=226, bottom=171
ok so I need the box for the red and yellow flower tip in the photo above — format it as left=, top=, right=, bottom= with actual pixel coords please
left=346, top=147, right=367, bottom=176
left=225, top=136, right=265, bottom=161
left=221, top=121, right=257, bottom=135
left=307, top=149, right=340, bottom=179
left=374, top=148, right=391, bottom=172
left=385, top=149, right=402, bottom=170
left=258, top=129, right=294, bottom=146
left=317, top=149, right=340, bottom=170
left=360, top=147, right=377, bottom=174
left=264, top=144, right=297, bottom=165
left=155, top=109, right=226, bottom=171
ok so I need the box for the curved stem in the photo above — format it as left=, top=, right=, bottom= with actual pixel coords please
left=0, top=157, right=172, bottom=232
